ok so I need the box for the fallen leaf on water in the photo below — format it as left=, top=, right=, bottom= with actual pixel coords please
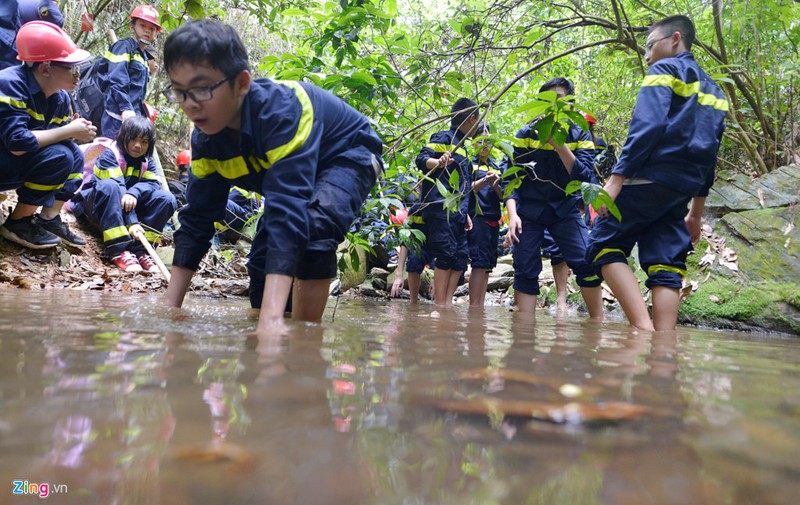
left=173, top=441, right=258, bottom=470
left=460, top=368, right=597, bottom=395
left=433, top=397, right=648, bottom=424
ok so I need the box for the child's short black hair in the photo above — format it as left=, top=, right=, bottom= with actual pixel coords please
left=163, top=18, right=250, bottom=79
left=540, top=77, right=575, bottom=97
left=117, top=116, right=156, bottom=159
left=649, top=15, right=695, bottom=50
left=451, top=98, right=478, bottom=129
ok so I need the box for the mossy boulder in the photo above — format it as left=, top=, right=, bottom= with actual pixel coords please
left=679, top=277, right=800, bottom=334
left=679, top=194, right=800, bottom=334
left=337, top=241, right=368, bottom=291
left=706, top=165, right=800, bottom=217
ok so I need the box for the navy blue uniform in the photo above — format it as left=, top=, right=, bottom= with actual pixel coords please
left=0, top=1, right=19, bottom=70
left=405, top=204, right=434, bottom=273
left=172, top=79, right=382, bottom=307
left=216, top=186, right=261, bottom=238
left=71, top=147, right=176, bottom=258
left=507, top=122, right=600, bottom=296
left=468, top=156, right=502, bottom=270
left=588, top=51, right=727, bottom=289
left=18, top=0, right=63, bottom=26
left=0, top=65, right=83, bottom=207
left=414, top=128, right=472, bottom=271
left=101, top=38, right=151, bottom=139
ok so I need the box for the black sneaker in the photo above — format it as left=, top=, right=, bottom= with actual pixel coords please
left=0, top=216, right=61, bottom=249
left=37, top=214, right=87, bottom=246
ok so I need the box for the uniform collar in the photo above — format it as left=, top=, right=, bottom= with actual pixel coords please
left=24, top=66, right=44, bottom=98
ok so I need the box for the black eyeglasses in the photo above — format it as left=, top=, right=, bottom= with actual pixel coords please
left=645, top=34, right=673, bottom=52
left=50, top=62, right=80, bottom=76
left=162, top=76, right=233, bottom=104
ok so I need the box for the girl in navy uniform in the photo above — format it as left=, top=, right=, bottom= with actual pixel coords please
left=71, top=116, right=177, bottom=272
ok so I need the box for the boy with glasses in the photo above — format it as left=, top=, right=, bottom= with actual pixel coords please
left=588, top=15, right=728, bottom=330
left=0, top=21, right=96, bottom=249
left=161, top=19, right=383, bottom=333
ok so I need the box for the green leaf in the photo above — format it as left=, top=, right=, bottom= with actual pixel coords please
left=351, top=70, right=378, bottom=85
left=281, top=7, right=307, bottom=17
left=533, top=114, right=554, bottom=144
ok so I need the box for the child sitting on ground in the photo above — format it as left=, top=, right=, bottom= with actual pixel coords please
left=71, top=116, right=177, bottom=272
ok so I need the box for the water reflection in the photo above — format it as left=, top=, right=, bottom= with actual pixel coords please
left=0, top=291, right=799, bottom=504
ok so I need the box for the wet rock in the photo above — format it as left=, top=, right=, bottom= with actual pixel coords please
left=490, top=263, right=514, bottom=278
left=497, top=254, right=513, bottom=265
left=369, top=267, right=390, bottom=281
left=371, top=277, right=387, bottom=291
left=706, top=165, right=800, bottom=217
left=454, top=284, right=469, bottom=297
left=157, top=246, right=174, bottom=267
left=487, top=276, right=513, bottom=291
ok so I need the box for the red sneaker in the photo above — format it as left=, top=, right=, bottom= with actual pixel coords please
left=111, top=251, right=143, bottom=273
left=138, top=254, right=159, bottom=273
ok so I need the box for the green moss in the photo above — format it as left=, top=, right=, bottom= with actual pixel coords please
left=680, top=277, right=800, bottom=334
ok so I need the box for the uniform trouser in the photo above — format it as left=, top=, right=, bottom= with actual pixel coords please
left=468, top=215, right=500, bottom=270
left=587, top=183, right=693, bottom=290
left=220, top=199, right=256, bottom=232
left=512, top=205, right=601, bottom=296
left=76, top=179, right=177, bottom=258
left=0, top=142, right=82, bottom=208
left=247, top=159, right=378, bottom=309
left=425, top=214, right=469, bottom=271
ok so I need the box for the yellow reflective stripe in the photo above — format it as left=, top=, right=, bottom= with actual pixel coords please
left=0, top=96, right=45, bottom=121
left=265, top=81, right=314, bottom=166
left=647, top=264, right=686, bottom=278
left=191, top=157, right=249, bottom=179
left=214, top=221, right=228, bottom=231
left=582, top=275, right=600, bottom=282
left=513, top=137, right=592, bottom=152
left=426, top=143, right=468, bottom=158
left=593, top=248, right=626, bottom=263
left=407, top=215, right=424, bottom=224
left=94, top=164, right=124, bottom=179
left=642, top=74, right=729, bottom=111
left=473, top=164, right=501, bottom=174
left=50, top=115, right=71, bottom=125
left=144, top=231, right=161, bottom=244
left=141, top=170, right=159, bottom=180
left=131, top=54, right=146, bottom=66
left=66, top=172, right=82, bottom=180
left=105, top=51, right=131, bottom=63
left=103, top=225, right=129, bottom=242
left=23, top=181, right=63, bottom=191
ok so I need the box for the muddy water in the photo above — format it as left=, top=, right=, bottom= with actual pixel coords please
left=0, top=289, right=798, bottom=505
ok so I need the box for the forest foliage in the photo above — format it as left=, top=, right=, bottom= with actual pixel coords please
left=60, top=0, right=800, bottom=256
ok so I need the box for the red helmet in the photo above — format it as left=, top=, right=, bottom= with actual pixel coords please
left=583, top=113, right=597, bottom=125
left=16, top=21, right=91, bottom=64
left=176, top=150, right=192, bottom=166
left=130, top=5, right=163, bottom=32
left=389, top=208, right=408, bottom=225
left=144, top=102, right=157, bottom=123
